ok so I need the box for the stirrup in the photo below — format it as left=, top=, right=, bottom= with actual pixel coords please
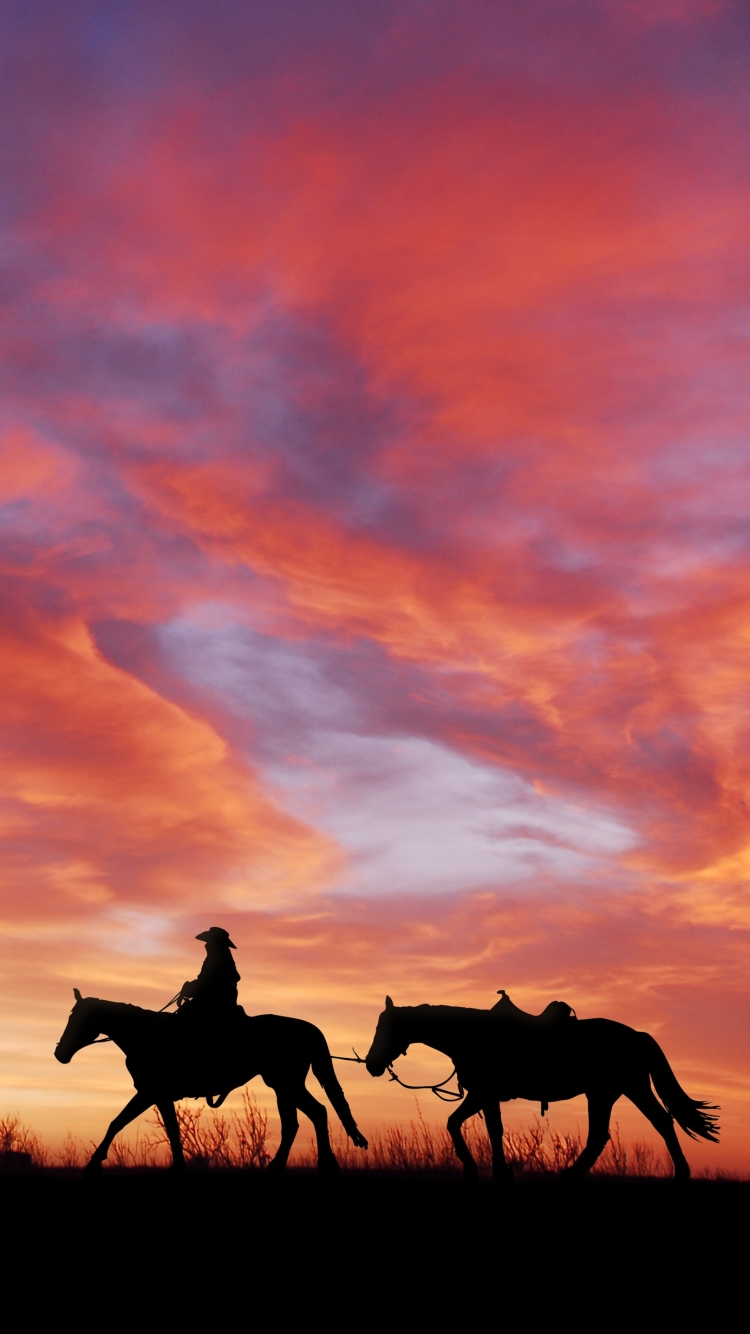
left=206, top=1091, right=230, bottom=1109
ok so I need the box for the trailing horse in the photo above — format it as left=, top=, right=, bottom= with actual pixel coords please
left=55, top=991, right=368, bottom=1174
left=365, top=996, right=718, bottom=1182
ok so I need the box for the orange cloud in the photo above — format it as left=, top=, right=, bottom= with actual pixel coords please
left=0, top=600, right=339, bottom=922
left=129, top=457, right=750, bottom=892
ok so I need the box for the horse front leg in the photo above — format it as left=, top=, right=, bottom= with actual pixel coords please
left=447, top=1091, right=482, bottom=1184
left=156, top=1099, right=186, bottom=1172
left=84, top=1090, right=153, bottom=1175
left=483, top=1101, right=513, bottom=1185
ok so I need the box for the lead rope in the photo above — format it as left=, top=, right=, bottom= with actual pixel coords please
left=331, top=1049, right=465, bottom=1103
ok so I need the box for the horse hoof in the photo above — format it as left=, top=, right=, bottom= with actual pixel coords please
left=82, top=1160, right=104, bottom=1178
left=318, top=1157, right=340, bottom=1177
left=556, top=1169, right=583, bottom=1186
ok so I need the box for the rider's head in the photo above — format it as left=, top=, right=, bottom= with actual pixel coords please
left=196, top=926, right=237, bottom=950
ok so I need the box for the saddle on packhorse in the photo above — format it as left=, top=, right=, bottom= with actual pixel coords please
left=491, top=990, right=576, bottom=1113
left=491, top=989, right=576, bottom=1027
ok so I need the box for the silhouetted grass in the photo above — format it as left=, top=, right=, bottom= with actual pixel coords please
left=290, top=1108, right=671, bottom=1177
left=0, top=1102, right=739, bottom=1178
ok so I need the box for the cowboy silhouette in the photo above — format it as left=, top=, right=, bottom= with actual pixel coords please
left=177, top=927, right=241, bottom=1022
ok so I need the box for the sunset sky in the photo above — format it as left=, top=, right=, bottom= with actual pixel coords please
left=2, top=0, right=749, bottom=1169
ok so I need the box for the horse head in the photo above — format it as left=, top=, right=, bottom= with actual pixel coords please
left=54, top=989, right=101, bottom=1063
left=365, top=996, right=408, bottom=1077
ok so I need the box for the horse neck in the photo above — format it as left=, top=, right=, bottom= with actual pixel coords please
left=397, top=1006, right=454, bottom=1058
left=86, top=1000, right=139, bottom=1051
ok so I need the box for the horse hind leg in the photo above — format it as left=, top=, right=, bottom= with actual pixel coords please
left=447, top=1091, right=482, bottom=1184
left=483, top=1101, right=513, bottom=1186
left=266, top=1093, right=300, bottom=1176
left=560, top=1092, right=617, bottom=1180
left=156, top=1099, right=186, bottom=1172
left=84, top=1090, right=153, bottom=1175
left=297, top=1087, right=339, bottom=1176
left=625, top=1081, right=690, bottom=1181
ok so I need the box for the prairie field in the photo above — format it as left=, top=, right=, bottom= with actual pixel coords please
left=0, top=1097, right=741, bottom=1180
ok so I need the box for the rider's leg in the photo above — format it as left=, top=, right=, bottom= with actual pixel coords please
left=267, top=1092, right=299, bottom=1174
left=562, top=1091, right=617, bottom=1178
left=84, top=1090, right=153, bottom=1173
left=624, top=1081, right=690, bottom=1180
left=297, top=1087, right=338, bottom=1174
left=156, top=1099, right=186, bottom=1171
left=447, top=1091, right=482, bottom=1183
left=483, top=1101, right=512, bottom=1184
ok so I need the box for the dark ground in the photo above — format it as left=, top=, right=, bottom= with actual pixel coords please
left=3, top=1172, right=745, bottom=1316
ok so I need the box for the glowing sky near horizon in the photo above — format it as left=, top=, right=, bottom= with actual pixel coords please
left=2, top=0, right=750, bottom=1167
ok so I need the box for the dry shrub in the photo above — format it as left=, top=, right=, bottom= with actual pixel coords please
left=593, top=1127, right=668, bottom=1178
left=291, top=1102, right=457, bottom=1174
left=230, top=1089, right=272, bottom=1169
left=0, top=1115, right=48, bottom=1167
left=106, top=1127, right=162, bottom=1170
left=499, top=1119, right=584, bottom=1175
left=146, top=1090, right=271, bottom=1169
left=295, top=1109, right=671, bottom=1179
left=0, top=1101, right=676, bottom=1178
left=55, top=1132, right=84, bottom=1169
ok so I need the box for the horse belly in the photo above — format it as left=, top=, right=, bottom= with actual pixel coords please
left=129, top=1045, right=257, bottom=1101
left=491, top=1040, right=585, bottom=1104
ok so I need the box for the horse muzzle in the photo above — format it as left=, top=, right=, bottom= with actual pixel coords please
left=54, top=1044, right=72, bottom=1064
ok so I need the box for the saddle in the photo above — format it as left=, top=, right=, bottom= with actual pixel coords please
left=174, top=1003, right=248, bottom=1107
left=491, top=990, right=576, bottom=1116
left=490, top=989, right=576, bottom=1025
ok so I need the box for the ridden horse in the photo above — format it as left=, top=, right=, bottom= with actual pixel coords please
left=365, top=996, right=718, bottom=1182
left=55, top=991, right=368, bottom=1174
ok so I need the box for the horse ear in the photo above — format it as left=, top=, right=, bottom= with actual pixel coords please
left=73, top=988, right=82, bottom=1001
left=385, top=995, right=394, bottom=1010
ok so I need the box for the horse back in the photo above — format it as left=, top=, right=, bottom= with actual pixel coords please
left=245, top=1013, right=327, bottom=1060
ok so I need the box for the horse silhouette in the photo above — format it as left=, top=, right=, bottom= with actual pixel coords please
left=365, top=996, right=718, bottom=1182
left=55, top=991, right=368, bottom=1174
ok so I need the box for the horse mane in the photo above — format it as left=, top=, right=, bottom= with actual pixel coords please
left=83, top=998, right=164, bottom=1019
left=404, top=1004, right=489, bottom=1019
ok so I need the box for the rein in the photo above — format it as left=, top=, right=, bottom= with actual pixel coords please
left=331, top=1049, right=465, bottom=1103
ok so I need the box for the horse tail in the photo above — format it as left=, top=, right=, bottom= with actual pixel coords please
left=642, top=1033, right=720, bottom=1142
left=311, top=1031, right=368, bottom=1148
